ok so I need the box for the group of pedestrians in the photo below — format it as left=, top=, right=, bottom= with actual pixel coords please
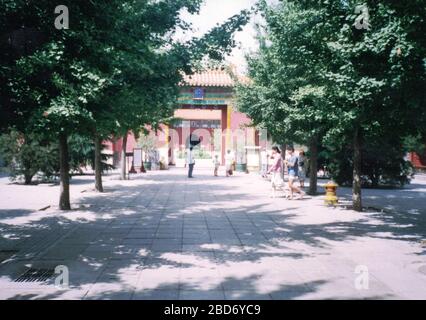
left=264, top=146, right=306, bottom=200
left=187, top=148, right=235, bottom=178
left=186, top=145, right=308, bottom=201
left=213, top=150, right=234, bottom=177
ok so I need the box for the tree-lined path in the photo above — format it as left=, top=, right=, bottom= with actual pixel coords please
left=1, top=169, right=425, bottom=300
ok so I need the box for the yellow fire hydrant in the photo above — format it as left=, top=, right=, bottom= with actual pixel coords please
left=324, top=181, right=339, bottom=205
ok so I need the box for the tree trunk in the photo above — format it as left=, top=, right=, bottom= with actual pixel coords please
left=353, top=127, right=362, bottom=212
left=59, top=132, right=71, bottom=210
left=120, top=133, right=128, bottom=180
left=24, top=172, right=33, bottom=185
left=280, top=143, right=287, bottom=180
left=94, top=133, right=104, bottom=192
left=308, top=138, right=318, bottom=195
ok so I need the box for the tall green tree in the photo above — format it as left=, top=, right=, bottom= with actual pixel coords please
left=237, top=1, right=342, bottom=195
left=1, top=1, right=110, bottom=209
left=238, top=0, right=425, bottom=211
left=325, top=0, right=426, bottom=211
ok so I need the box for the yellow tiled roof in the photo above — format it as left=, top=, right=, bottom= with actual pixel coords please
left=182, top=69, right=236, bottom=87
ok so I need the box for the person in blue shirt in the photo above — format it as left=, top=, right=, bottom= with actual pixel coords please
left=285, top=146, right=305, bottom=200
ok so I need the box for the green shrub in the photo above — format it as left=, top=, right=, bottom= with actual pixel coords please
left=0, top=130, right=114, bottom=184
left=325, top=134, right=414, bottom=188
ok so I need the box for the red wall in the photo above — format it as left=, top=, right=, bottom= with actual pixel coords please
left=231, top=111, right=251, bottom=130
left=410, top=151, right=426, bottom=169
left=105, top=109, right=257, bottom=165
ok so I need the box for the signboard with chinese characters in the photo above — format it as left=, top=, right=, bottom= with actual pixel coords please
left=193, top=88, right=205, bottom=100
left=133, top=148, right=142, bottom=167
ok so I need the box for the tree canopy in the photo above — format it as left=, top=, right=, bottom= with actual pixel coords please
left=0, top=0, right=251, bottom=209
left=236, top=0, right=426, bottom=210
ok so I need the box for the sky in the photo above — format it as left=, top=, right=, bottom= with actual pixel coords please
left=179, top=0, right=261, bottom=73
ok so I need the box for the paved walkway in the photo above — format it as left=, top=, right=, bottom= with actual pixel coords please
left=0, top=168, right=425, bottom=300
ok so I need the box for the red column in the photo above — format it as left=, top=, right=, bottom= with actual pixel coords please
left=255, top=129, right=260, bottom=147
left=221, top=106, right=228, bottom=165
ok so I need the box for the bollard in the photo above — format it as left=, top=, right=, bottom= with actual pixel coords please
left=325, top=181, right=339, bottom=205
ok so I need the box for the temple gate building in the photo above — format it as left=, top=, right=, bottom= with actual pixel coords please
left=106, top=69, right=264, bottom=171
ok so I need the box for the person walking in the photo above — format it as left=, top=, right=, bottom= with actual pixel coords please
left=260, top=149, right=269, bottom=178
left=213, top=154, right=220, bottom=177
left=225, top=150, right=234, bottom=177
left=267, top=146, right=284, bottom=198
left=285, top=146, right=305, bottom=200
left=187, top=147, right=195, bottom=178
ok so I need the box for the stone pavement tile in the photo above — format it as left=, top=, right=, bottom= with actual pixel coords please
left=131, top=221, right=159, bottom=228
left=359, top=274, right=399, bottom=298
left=184, top=219, right=207, bottom=225
left=152, top=237, right=182, bottom=244
left=0, top=287, right=87, bottom=300
left=103, top=230, right=132, bottom=237
left=182, top=234, right=210, bottom=241
left=182, top=244, right=216, bottom=252
left=108, top=223, right=134, bottom=229
left=213, top=252, right=259, bottom=264
left=209, top=229, right=240, bottom=238
left=266, top=283, right=317, bottom=300
left=39, top=244, right=88, bottom=260
left=240, top=239, right=267, bottom=246
left=262, top=230, right=285, bottom=240
left=182, top=228, right=210, bottom=238
left=0, top=237, right=30, bottom=251
left=7, top=251, right=39, bottom=262
left=143, top=258, right=180, bottom=270
left=126, top=231, right=156, bottom=239
left=179, top=268, right=223, bottom=292
left=84, top=283, right=135, bottom=300
left=21, top=236, right=64, bottom=253
left=155, top=233, right=183, bottom=240
left=96, top=268, right=141, bottom=284
left=159, top=220, right=184, bottom=225
left=237, top=229, right=265, bottom=236
left=159, top=220, right=184, bottom=226
left=157, top=226, right=183, bottom=232
left=138, top=221, right=161, bottom=227
left=82, top=244, right=115, bottom=260
left=133, top=289, right=179, bottom=300
left=183, top=228, right=209, bottom=234
left=109, top=252, right=136, bottom=261
left=176, top=251, right=218, bottom=265
left=60, top=231, right=101, bottom=245
left=182, top=239, right=211, bottom=245
left=224, top=290, right=272, bottom=300
left=136, top=272, right=180, bottom=291
left=233, top=226, right=259, bottom=233
left=121, top=238, right=153, bottom=245
left=210, top=237, right=241, bottom=244
left=151, top=244, right=182, bottom=253
left=207, top=224, right=233, bottom=230
left=179, top=290, right=225, bottom=300
left=219, top=275, right=265, bottom=292
left=300, top=283, right=368, bottom=300
left=85, top=290, right=134, bottom=300
left=90, top=235, right=127, bottom=245
left=110, top=245, right=151, bottom=260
